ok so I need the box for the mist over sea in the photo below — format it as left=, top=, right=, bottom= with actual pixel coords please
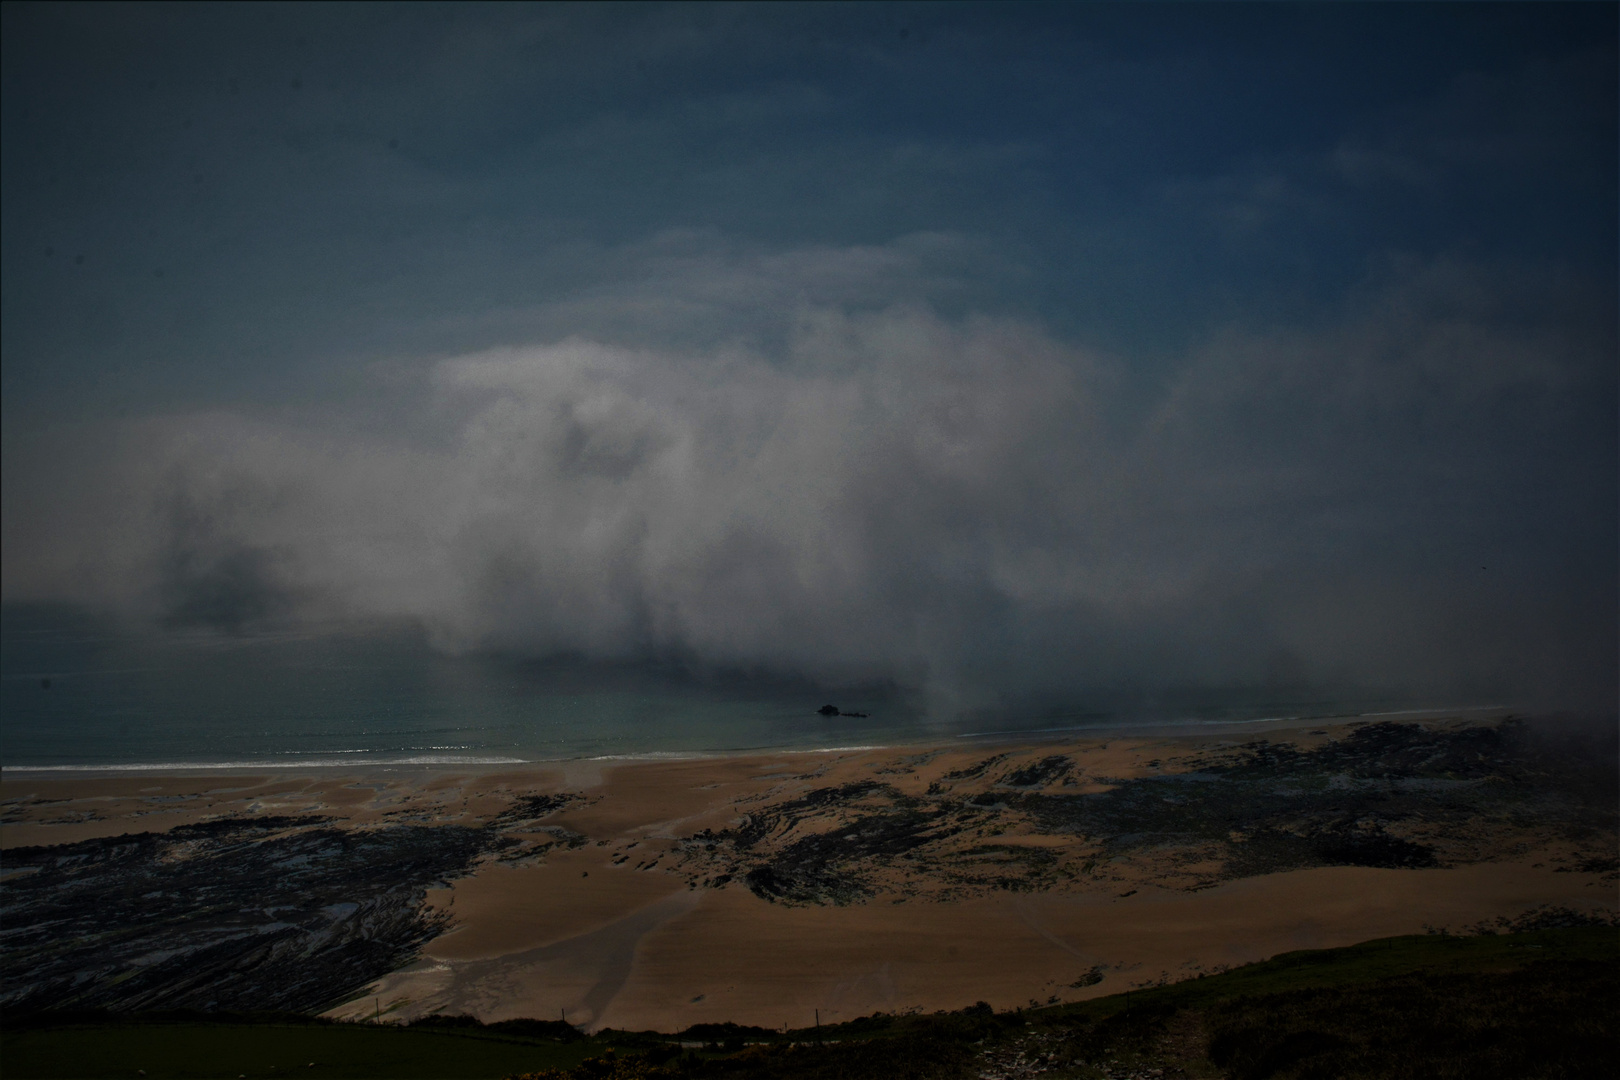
left=1, top=603, right=1483, bottom=772
left=3, top=5, right=1614, bottom=772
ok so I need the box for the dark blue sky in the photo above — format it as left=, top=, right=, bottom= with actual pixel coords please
left=3, top=3, right=1615, bottom=712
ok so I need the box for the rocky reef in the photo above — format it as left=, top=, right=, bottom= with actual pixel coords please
left=674, top=721, right=1619, bottom=905
left=0, top=796, right=581, bottom=1015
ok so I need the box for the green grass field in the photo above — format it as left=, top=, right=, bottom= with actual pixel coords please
left=5, top=926, right=1615, bottom=1079
left=1050, top=922, right=1619, bottom=1017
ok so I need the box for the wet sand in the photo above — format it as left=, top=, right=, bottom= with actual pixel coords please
left=3, top=718, right=1614, bottom=1031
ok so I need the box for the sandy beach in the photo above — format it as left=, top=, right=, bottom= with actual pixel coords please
left=3, top=717, right=1614, bottom=1031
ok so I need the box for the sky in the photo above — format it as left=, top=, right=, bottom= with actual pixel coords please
left=2, top=2, right=1615, bottom=715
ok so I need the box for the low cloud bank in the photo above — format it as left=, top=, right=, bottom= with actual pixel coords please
left=4, top=257, right=1614, bottom=714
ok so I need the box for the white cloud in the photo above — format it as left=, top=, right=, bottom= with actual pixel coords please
left=3, top=240, right=1612, bottom=712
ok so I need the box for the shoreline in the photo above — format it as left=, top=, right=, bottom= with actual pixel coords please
left=0, top=703, right=1517, bottom=778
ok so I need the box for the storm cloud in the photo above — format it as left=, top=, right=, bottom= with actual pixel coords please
left=2, top=4, right=1614, bottom=716
left=6, top=240, right=1612, bottom=711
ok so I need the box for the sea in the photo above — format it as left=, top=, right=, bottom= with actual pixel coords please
left=0, top=604, right=1491, bottom=773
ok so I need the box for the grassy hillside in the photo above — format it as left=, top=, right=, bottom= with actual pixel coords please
left=0, top=1017, right=592, bottom=1079
left=4, top=925, right=1614, bottom=1080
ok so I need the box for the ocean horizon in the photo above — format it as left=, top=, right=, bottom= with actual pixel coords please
left=0, top=603, right=1504, bottom=772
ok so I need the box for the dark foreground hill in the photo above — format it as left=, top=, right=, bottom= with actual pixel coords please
left=4, top=923, right=1614, bottom=1080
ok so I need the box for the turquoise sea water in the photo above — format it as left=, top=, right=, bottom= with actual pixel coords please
left=0, top=604, right=1477, bottom=771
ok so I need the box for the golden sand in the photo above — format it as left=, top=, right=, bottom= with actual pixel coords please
left=3, top=721, right=1613, bottom=1032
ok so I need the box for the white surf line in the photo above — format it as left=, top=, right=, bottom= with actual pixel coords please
left=584, top=750, right=725, bottom=762
left=1, top=755, right=530, bottom=772
left=573, top=743, right=890, bottom=764
left=780, top=745, right=888, bottom=754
